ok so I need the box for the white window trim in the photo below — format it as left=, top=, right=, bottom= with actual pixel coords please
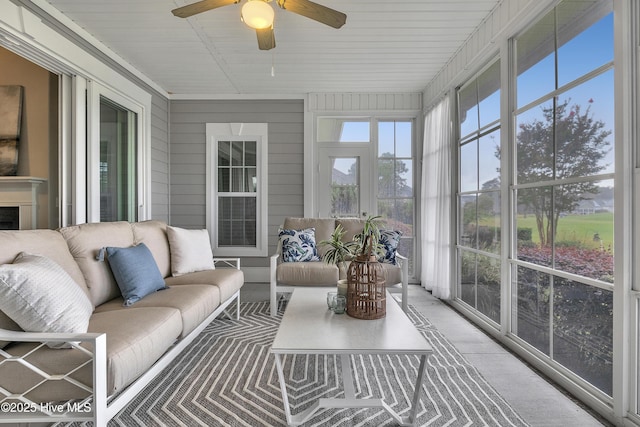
left=206, top=123, right=268, bottom=257
left=86, top=81, right=151, bottom=223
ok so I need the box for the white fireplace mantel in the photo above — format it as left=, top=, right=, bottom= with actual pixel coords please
left=0, top=176, right=47, bottom=230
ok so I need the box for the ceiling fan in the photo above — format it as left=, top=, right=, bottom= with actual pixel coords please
left=171, top=0, right=347, bottom=51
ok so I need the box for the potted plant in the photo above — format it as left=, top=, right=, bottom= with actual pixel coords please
left=319, top=224, right=358, bottom=279
left=353, top=215, right=385, bottom=260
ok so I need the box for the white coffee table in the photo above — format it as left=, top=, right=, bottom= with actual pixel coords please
left=271, top=287, right=432, bottom=426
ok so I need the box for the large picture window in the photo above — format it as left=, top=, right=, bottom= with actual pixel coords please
left=511, top=1, right=614, bottom=396
left=378, top=120, right=415, bottom=277
left=456, top=59, right=501, bottom=324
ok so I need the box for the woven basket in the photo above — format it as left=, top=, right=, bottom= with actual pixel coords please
left=346, top=253, right=386, bottom=320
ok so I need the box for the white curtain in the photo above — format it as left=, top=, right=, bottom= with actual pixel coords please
left=420, top=96, right=452, bottom=299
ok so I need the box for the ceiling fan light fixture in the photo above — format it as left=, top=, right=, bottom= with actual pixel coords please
left=241, top=1, right=275, bottom=30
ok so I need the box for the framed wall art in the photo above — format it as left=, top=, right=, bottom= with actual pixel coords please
left=0, top=85, right=24, bottom=176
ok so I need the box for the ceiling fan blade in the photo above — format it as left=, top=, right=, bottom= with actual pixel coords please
left=256, top=27, right=276, bottom=50
left=172, top=0, right=240, bottom=18
left=277, top=0, right=346, bottom=29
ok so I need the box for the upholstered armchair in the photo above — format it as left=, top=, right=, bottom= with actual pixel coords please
left=269, top=217, right=408, bottom=317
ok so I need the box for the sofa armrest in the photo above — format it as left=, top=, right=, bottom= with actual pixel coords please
left=213, top=258, right=241, bottom=270
left=269, top=253, right=280, bottom=317
left=395, top=252, right=409, bottom=312
left=0, top=328, right=104, bottom=345
left=0, top=328, right=107, bottom=424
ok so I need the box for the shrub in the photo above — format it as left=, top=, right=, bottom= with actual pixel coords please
left=518, top=245, right=613, bottom=283
left=517, top=228, right=532, bottom=241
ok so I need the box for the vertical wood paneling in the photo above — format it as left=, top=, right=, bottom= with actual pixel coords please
left=169, top=99, right=304, bottom=267
left=308, top=93, right=422, bottom=112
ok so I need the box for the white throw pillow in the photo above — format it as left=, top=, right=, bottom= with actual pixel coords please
left=0, top=252, right=93, bottom=349
left=166, top=226, right=215, bottom=276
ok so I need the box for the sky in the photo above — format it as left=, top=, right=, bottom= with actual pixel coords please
left=460, top=12, right=615, bottom=192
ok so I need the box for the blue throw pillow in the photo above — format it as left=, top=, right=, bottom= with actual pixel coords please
left=379, top=230, right=403, bottom=265
left=105, top=243, right=168, bottom=306
left=279, top=228, right=320, bottom=262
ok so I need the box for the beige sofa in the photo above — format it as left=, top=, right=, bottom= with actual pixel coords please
left=0, top=220, right=244, bottom=426
left=269, top=217, right=408, bottom=316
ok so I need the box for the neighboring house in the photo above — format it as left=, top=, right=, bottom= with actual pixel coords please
left=573, top=199, right=601, bottom=215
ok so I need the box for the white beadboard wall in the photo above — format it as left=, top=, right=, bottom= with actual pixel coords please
left=169, top=99, right=304, bottom=268
left=422, top=0, right=553, bottom=109
left=308, top=93, right=422, bottom=112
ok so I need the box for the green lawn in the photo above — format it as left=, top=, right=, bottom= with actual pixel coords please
left=516, top=212, right=614, bottom=250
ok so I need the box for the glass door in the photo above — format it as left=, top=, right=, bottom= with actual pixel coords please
left=87, top=80, right=146, bottom=224
left=98, top=96, right=137, bottom=222
left=318, top=146, right=371, bottom=218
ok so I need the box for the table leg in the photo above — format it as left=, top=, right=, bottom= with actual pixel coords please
left=274, top=352, right=429, bottom=426
left=401, top=354, right=427, bottom=426
left=274, top=353, right=293, bottom=426
left=340, top=354, right=356, bottom=399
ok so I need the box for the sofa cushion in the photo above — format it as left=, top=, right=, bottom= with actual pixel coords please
left=0, top=253, right=93, bottom=349
left=279, top=228, right=320, bottom=262
left=0, top=229, right=89, bottom=297
left=0, top=230, right=62, bottom=349
left=382, top=263, right=402, bottom=286
left=167, top=226, right=215, bottom=276
left=276, top=261, right=339, bottom=286
left=283, top=218, right=336, bottom=258
left=131, top=220, right=171, bottom=278
left=165, top=269, right=244, bottom=302
left=335, top=218, right=365, bottom=242
left=59, top=222, right=135, bottom=307
left=0, top=311, right=20, bottom=349
left=91, top=307, right=182, bottom=394
left=379, top=229, right=403, bottom=265
left=0, top=306, right=183, bottom=400
left=105, top=243, right=168, bottom=306
left=94, top=285, right=220, bottom=337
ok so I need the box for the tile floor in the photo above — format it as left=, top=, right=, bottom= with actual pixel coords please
left=242, top=283, right=610, bottom=427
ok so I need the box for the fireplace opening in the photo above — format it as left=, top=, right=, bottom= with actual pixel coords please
left=0, top=207, right=19, bottom=230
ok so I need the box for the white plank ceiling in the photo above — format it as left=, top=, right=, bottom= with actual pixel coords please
left=43, top=0, right=500, bottom=96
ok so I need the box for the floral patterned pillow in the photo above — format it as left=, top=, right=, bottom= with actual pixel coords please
left=379, top=230, right=403, bottom=265
left=279, top=228, right=321, bottom=262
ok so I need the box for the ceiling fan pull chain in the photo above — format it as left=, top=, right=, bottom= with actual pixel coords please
left=271, top=52, right=275, bottom=77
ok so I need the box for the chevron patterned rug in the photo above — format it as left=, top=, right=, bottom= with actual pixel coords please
left=66, top=300, right=529, bottom=426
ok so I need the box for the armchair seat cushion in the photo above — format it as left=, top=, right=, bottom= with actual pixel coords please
left=277, top=261, right=338, bottom=286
